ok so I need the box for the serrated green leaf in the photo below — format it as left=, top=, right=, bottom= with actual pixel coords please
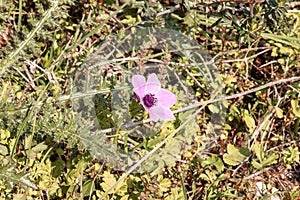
left=202, top=155, right=224, bottom=173
left=100, top=171, right=127, bottom=196
left=284, top=146, right=300, bottom=164
left=100, top=171, right=116, bottom=194
left=262, top=153, right=278, bottom=167
left=251, top=160, right=262, bottom=169
left=158, top=175, right=171, bottom=192
left=228, top=144, right=247, bottom=159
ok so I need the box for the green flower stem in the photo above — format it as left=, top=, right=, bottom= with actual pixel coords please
left=10, top=84, right=49, bottom=158
left=17, top=0, right=23, bottom=32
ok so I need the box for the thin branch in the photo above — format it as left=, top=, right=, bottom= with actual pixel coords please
left=232, top=154, right=252, bottom=176
left=210, top=46, right=274, bottom=63
left=286, top=2, right=300, bottom=8
left=174, top=76, right=300, bottom=114
left=243, top=168, right=269, bottom=180
left=266, top=140, right=300, bottom=153
left=156, top=4, right=181, bottom=17
left=220, top=48, right=272, bottom=63
left=259, top=60, right=277, bottom=69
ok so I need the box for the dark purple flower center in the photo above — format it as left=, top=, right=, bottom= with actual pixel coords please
left=142, top=93, right=157, bottom=108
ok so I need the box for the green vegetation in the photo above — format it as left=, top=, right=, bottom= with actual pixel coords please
left=0, top=0, right=299, bottom=199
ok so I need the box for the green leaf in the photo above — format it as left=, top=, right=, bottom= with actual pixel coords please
left=165, top=187, right=185, bottom=200
left=208, top=104, right=220, bottom=113
left=24, top=134, right=34, bottom=150
left=13, top=193, right=27, bottom=200
left=251, top=160, right=262, bottom=169
left=223, top=154, right=239, bottom=166
left=252, top=142, right=264, bottom=162
left=275, top=107, right=283, bottom=118
left=31, top=142, right=48, bottom=152
left=100, top=171, right=127, bottom=196
left=261, top=32, right=300, bottom=50
left=291, top=99, right=300, bottom=117
left=28, top=142, right=48, bottom=158
left=223, top=144, right=248, bottom=166
left=158, top=175, right=171, bottom=192
left=202, top=155, right=224, bottom=173
left=262, top=152, right=278, bottom=167
left=214, top=157, right=225, bottom=173
left=52, top=159, right=65, bottom=178
left=183, top=12, right=196, bottom=26
left=243, top=112, right=256, bottom=130
left=100, top=171, right=116, bottom=194
left=0, top=144, right=9, bottom=155
left=252, top=143, right=278, bottom=169
left=120, top=195, right=130, bottom=200
left=82, top=180, right=95, bottom=197
left=0, top=129, right=10, bottom=140
left=284, top=146, right=300, bottom=164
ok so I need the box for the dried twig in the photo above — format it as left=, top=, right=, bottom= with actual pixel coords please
left=220, top=48, right=272, bottom=63
left=286, top=1, right=300, bottom=8
left=156, top=4, right=181, bottom=17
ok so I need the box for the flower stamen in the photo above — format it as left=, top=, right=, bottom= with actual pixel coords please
left=143, top=93, right=157, bottom=108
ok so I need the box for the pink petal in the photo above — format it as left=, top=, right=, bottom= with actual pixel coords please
left=148, top=109, right=160, bottom=122
left=145, top=74, right=161, bottom=94
left=132, top=75, right=146, bottom=89
left=149, top=106, right=175, bottom=121
left=145, top=83, right=160, bottom=95
left=133, top=85, right=146, bottom=100
left=156, top=89, right=177, bottom=107
left=147, top=73, right=160, bottom=85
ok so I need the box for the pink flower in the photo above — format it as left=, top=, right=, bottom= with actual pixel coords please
left=132, top=73, right=177, bottom=122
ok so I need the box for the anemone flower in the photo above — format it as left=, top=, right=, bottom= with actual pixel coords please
left=132, top=73, right=177, bottom=122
